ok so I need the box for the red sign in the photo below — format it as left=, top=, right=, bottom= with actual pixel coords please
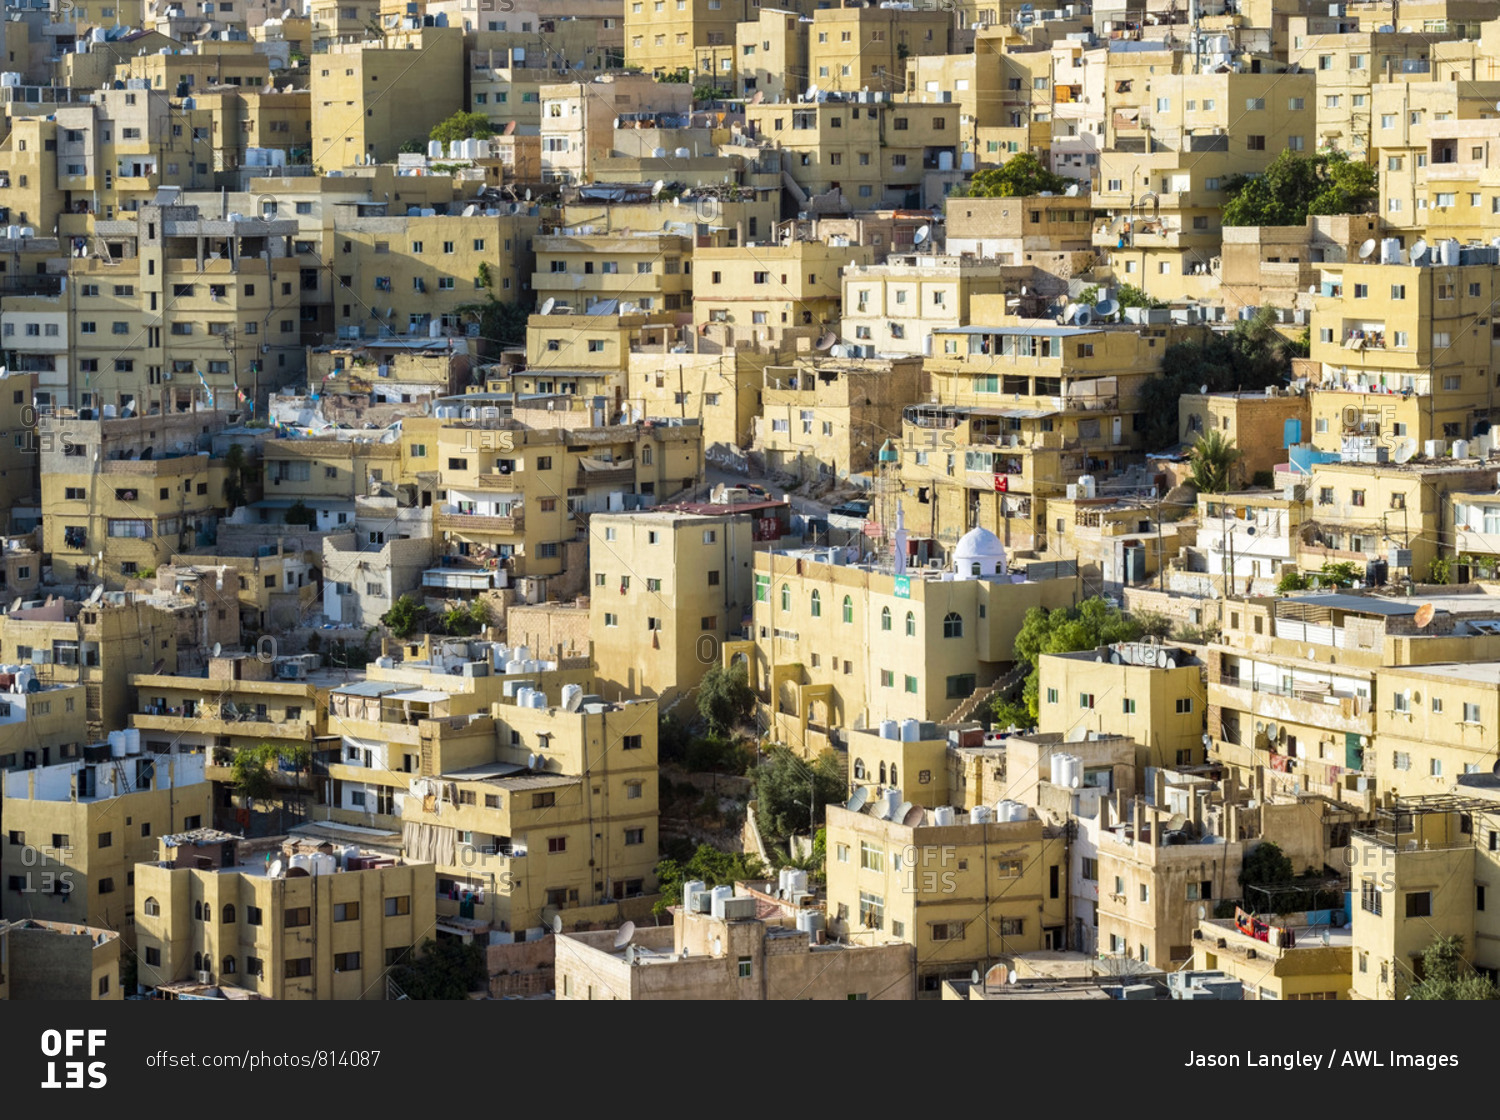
left=994, top=474, right=1008, bottom=492
left=862, top=520, right=883, bottom=538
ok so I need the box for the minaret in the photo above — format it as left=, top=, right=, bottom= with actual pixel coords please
left=893, top=500, right=908, bottom=575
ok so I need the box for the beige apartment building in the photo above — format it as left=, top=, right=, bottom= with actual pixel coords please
left=824, top=800, right=1068, bottom=996
left=839, top=254, right=1008, bottom=360
left=309, top=29, right=466, bottom=165
left=590, top=502, right=788, bottom=701
left=134, top=830, right=435, bottom=999
left=732, top=533, right=1075, bottom=755
left=693, top=242, right=872, bottom=351
left=757, top=356, right=925, bottom=483
left=2, top=748, right=213, bottom=940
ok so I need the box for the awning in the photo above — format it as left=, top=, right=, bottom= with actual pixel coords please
left=578, top=456, right=634, bottom=472
left=385, top=689, right=451, bottom=704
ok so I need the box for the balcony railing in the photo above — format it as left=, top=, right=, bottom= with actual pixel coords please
left=433, top=511, right=524, bottom=534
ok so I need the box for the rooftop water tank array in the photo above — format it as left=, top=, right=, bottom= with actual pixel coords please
left=1049, top=752, right=1082, bottom=788
left=970, top=804, right=993, bottom=824
left=995, top=799, right=1028, bottom=822
left=879, top=718, right=899, bottom=739
left=899, top=718, right=921, bottom=742
left=932, top=806, right=956, bottom=827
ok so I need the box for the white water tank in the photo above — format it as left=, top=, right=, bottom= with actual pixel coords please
left=970, top=804, right=993, bottom=824
left=1440, top=238, right=1461, bottom=266
left=883, top=788, right=901, bottom=819
left=288, top=854, right=313, bottom=875
left=561, top=683, right=582, bottom=710
left=1049, top=752, right=1065, bottom=786
left=515, top=687, right=534, bottom=707
left=1380, top=237, right=1402, bottom=264
left=787, top=869, right=808, bottom=895
left=938, top=150, right=954, bottom=171
left=997, top=799, right=1027, bottom=822
left=514, top=646, right=531, bottom=663
left=505, top=659, right=525, bottom=675
left=1453, top=440, right=1470, bottom=459
left=311, top=852, right=336, bottom=876
left=427, top=140, right=443, bottom=158
left=1078, top=474, right=1097, bottom=498
left=674, top=147, right=691, bottom=159
left=340, top=845, right=360, bottom=869
left=1061, top=754, right=1082, bottom=788
left=879, top=718, right=899, bottom=739
left=126, top=729, right=142, bottom=755
left=529, top=690, right=548, bottom=709
left=900, top=718, right=921, bottom=741
left=109, top=731, right=128, bottom=758
left=933, top=806, right=956, bottom=826
left=1424, top=439, right=1445, bottom=459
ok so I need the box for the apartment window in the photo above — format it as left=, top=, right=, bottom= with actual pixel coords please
left=996, top=860, right=1022, bottom=878
left=284, top=958, right=313, bottom=979
left=930, top=922, right=964, bottom=942
left=904, top=675, right=919, bottom=694
left=384, top=895, right=411, bottom=916
left=1464, top=702, right=1481, bottom=723
left=286, top=907, right=311, bottom=927
left=738, top=957, right=753, bottom=979
left=333, top=902, right=359, bottom=921
left=1247, top=135, right=1266, bottom=150
left=1079, top=693, right=1095, bottom=709
left=1405, top=891, right=1432, bottom=918
left=625, top=828, right=645, bottom=846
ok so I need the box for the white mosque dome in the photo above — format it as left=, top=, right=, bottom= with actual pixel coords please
left=954, top=526, right=1007, bottom=579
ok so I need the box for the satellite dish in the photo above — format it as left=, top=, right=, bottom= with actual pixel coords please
left=971, top=969, right=981, bottom=984
left=1198, top=904, right=1207, bottom=920
left=902, top=804, right=925, bottom=826
left=527, top=753, right=539, bottom=769
left=1008, top=972, right=1019, bottom=985
left=805, top=84, right=819, bottom=100
left=1358, top=238, right=1377, bottom=260
left=1063, top=303, right=1080, bottom=322
left=815, top=330, right=838, bottom=351
left=524, top=188, right=532, bottom=201
left=830, top=344, right=850, bottom=358
left=212, top=642, right=222, bottom=657
left=1202, top=732, right=1212, bottom=746
left=913, top=224, right=930, bottom=245
left=625, top=944, right=637, bottom=964
left=1265, top=721, right=1280, bottom=742
left=503, top=120, right=517, bottom=135
left=1392, top=437, right=1416, bottom=464
left=540, top=905, right=559, bottom=929
left=651, top=178, right=665, bottom=198
left=1199, top=384, right=1209, bottom=394
left=550, top=914, right=564, bottom=934
left=268, top=860, right=283, bottom=878
left=540, top=297, right=556, bottom=315
left=1410, top=238, right=1429, bottom=263
left=1414, top=602, right=1435, bottom=628
left=1094, top=298, right=1118, bottom=318
left=845, top=786, right=870, bottom=813
left=614, top=921, right=636, bottom=949
left=1020, top=285, right=1028, bottom=295
left=563, top=688, right=584, bottom=712
left=1074, top=306, right=1093, bottom=326
left=750, top=89, right=764, bottom=104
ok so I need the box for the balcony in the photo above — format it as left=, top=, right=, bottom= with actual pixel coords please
left=135, top=710, right=315, bottom=741
left=577, top=464, right=634, bottom=488
left=1212, top=679, right=1372, bottom=736
left=474, top=471, right=523, bottom=489
left=433, top=511, right=524, bottom=534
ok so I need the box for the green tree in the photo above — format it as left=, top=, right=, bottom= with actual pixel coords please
left=221, top=442, right=249, bottom=513
left=1222, top=150, right=1376, bottom=227
left=1239, top=841, right=1295, bottom=912
left=1408, top=935, right=1500, bottom=1000
left=1188, top=430, right=1242, bottom=493
left=1133, top=611, right=1175, bottom=641
left=228, top=742, right=310, bottom=806
left=388, top=938, right=486, bottom=999
left=383, top=593, right=425, bottom=639
left=990, top=696, right=1032, bottom=730
left=1009, top=598, right=1142, bottom=720
left=1138, top=308, right=1298, bottom=450
left=1276, top=570, right=1310, bottom=593
left=697, top=661, right=756, bottom=736
left=283, top=500, right=317, bottom=528
left=457, top=294, right=535, bottom=354
left=429, top=110, right=496, bottom=145
left=653, top=843, right=765, bottom=915
left=956, top=152, right=1069, bottom=198
left=1115, top=282, right=1168, bottom=310
left=755, top=747, right=844, bottom=839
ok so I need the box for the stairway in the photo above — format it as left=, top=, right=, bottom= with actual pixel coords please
left=943, top=663, right=1027, bottom=725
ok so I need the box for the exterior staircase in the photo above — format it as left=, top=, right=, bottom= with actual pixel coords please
left=942, top=663, right=1028, bottom=725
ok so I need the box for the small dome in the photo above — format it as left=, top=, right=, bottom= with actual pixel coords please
left=954, top=527, right=1007, bottom=579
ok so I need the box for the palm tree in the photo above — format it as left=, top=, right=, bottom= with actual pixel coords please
left=1188, top=429, right=1242, bottom=494
left=222, top=443, right=248, bottom=513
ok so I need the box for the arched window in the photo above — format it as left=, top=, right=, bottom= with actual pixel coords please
left=222, top=956, right=237, bottom=975
left=880, top=606, right=892, bottom=631
left=843, top=595, right=853, bottom=624
left=972, top=562, right=982, bottom=576
left=222, top=904, right=236, bottom=924
left=890, top=763, right=898, bottom=787
left=143, top=897, right=160, bottom=917
left=193, top=951, right=203, bottom=972
left=905, top=610, right=916, bottom=637
left=193, top=901, right=202, bottom=920
left=943, top=611, right=964, bottom=638
left=781, top=583, right=791, bottom=612
left=879, top=761, right=887, bottom=784
left=854, top=758, right=867, bottom=780
left=810, top=589, right=821, bottom=617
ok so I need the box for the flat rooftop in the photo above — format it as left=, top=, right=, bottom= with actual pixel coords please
left=1383, top=661, right=1500, bottom=685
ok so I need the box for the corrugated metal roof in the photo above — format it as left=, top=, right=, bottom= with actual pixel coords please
left=1284, top=593, right=1421, bottom=616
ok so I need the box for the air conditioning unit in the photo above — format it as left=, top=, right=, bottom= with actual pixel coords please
left=196, top=970, right=212, bottom=984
